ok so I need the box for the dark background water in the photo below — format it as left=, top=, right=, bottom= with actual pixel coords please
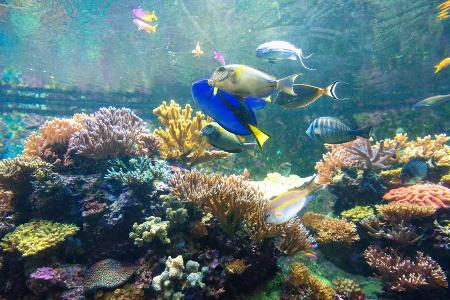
left=1, top=0, right=449, bottom=176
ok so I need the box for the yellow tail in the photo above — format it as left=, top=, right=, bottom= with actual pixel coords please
left=248, top=124, right=270, bottom=148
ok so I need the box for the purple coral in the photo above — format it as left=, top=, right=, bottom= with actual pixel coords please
left=68, top=107, right=147, bottom=160
left=30, top=267, right=59, bottom=282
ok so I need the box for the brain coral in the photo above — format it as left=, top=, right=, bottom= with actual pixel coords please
left=383, top=184, right=450, bottom=209
left=83, top=259, right=136, bottom=291
left=0, top=220, right=78, bottom=256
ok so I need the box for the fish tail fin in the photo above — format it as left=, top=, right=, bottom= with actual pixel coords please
left=323, top=81, right=341, bottom=100
left=276, top=74, right=301, bottom=96
left=354, top=126, right=372, bottom=139
left=295, top=51, right=315, bottom=70
left=248, top=124, right=270, bottom=148
left=243, top=143, right=257, bottom=156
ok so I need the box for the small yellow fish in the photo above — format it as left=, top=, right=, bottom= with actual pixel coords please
left=434, top=57, right=450, bottom=73
left=192, top=41, right=204, bottom=57
left=133, top=19, right=157, bottom=33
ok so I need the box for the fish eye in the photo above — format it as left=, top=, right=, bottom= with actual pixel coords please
left=264, top=213, right=271, bottom=223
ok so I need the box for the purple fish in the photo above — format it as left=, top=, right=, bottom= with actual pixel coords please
left=213, top=50, right=226, bottom=65
left=132, top=8, right=158, bottom=22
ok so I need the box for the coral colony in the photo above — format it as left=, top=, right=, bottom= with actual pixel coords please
left=0, top=101, right=449, bottom=299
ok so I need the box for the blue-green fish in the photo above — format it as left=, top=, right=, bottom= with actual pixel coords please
left=264, top=177, right=323, bottom=225
left=400, top=158, right=429, bottom=184
left=200, top=122, right=256, bottom=155
left=306, top=117, right=371, bottom=144
left=255, top=41, right=314, bottom=70
left=413, top=94, right=450, bottom=109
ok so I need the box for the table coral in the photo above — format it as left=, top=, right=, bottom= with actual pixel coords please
left=383, top=184, right=450, bottom=209
left=153, top=100, right=228, bottom=168
left=287, top=262, right=335, bottom=300
left=340, top=206, right=375, bottom=223
left=376, top=203, right=436, bottom=222
left=301, top=212, right=359, bottom=245
left=130, top=216, right=171, bottom=246
left=0, top=220, right=78, bottom=256
left=364, top=246, right=448, bottom=291
left=69, top=107, right=147, bottom=159
left=83, top=259, right=136, bottom=291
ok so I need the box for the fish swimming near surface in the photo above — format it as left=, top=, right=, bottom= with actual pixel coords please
left=213, top=50, right=226, bottom=65
left=200, top=122, right=256, bottom=155
left=208, top=64, right=300, bottom=99
left=133, top=19, right=157, bottom=33
left=264, top=176, right=323, bottom=225
left=256, top=41, right=314, bottom=70
left=400, top=158, right=430, bottom=185
left=413, top=94, right=450, bottom=109
left=274, top=82, right=342, bottom=108
left=132, top=8, right=158, bottom=22
left=306, top=117, right=371, bottom=144
left=434, top=57, right=450, bottom=73
left=192, top=41, right=204, bottom=57
left=192, top=79, right=270, bottom=147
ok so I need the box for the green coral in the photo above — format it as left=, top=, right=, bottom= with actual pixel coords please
left=105, top=156, right=170, bottom=189
left=0, top=220, right=78, bottom=256
left=341, top=206, right=375, bottom=223
left=130, top=216, right=170, bottom=246
left=161, top=194, right=188, bottom=226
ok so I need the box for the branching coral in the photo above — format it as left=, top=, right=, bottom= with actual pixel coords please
left=130, top=216, right=171, bottom=246
left=376, top=203, right=436, bottom=222
left=84, top=259, right=136, bottom=291
left=224, top=259, right=250, bottom=275
left=363, top=246, right=448, bottom=291
left=0, top=155, right=52, bottom=189
left=133, top=132, right=163, bottom=157
left=68, top=107, right=147, bottom=159
left=333, top=278, right=363, bottom=299
left=361, top=216, right=423, bottom=246
left=340, top=206, right=375, bottom=223
left=383, top=184, right=450, bottom=209
left=0, top=220, right=78, bottom=256
left=153, top=100, right=228, bottom=167
left=434, top=219, right=450, bottom=250
left=301, top=212, right=359, bottom=245
left=288, top=262, right=335, bottom=300
left=346, top=138, right=396, bottom=170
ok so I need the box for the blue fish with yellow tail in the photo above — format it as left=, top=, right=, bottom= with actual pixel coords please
left=306, top=117, right=371, bottom=144
left=191, top=79, right=270, bottom=147
left=264, top=176, right=323, bottom=225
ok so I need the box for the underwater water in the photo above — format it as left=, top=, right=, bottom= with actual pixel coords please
left=0, top=0, right=450, bottom=299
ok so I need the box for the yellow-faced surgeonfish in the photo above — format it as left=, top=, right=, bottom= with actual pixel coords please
left=200, top=122, right=256, bottom=155
left=208, top=64, right=300, bottom=99
left=306, top=117, right=371, bottom=144
left=264, top=176, right=323, bottom=225
left=192, top=79, right=270, bottom=147
left=274, top=82, right=341, bottom=108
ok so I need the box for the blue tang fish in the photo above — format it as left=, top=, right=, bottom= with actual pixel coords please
left=192, top=79, right=270, bottom=147
left=256, top=41, right=314, bottom=70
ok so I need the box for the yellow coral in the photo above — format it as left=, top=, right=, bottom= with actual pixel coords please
left=153, top=100, right=228, bottom=167
left=288, top=262, right=335, bottom=300
left=376, top=203, right=436, bottom=222
left=94, top=283, right=144, bottom=300
left=301, top=212, right=359, bottom=244
left=224, top=259, right=249, bottom=275
left=0, top=220, right=79, bottom=256
left=0, top=155, right=52, bottom=189
left=341, top=206, right=375, bottom=223
left=441, top=173, right=450, bottom=185
left=380, top=168, right=402, bottom=185
left=333, top=278, right=362, bottom=298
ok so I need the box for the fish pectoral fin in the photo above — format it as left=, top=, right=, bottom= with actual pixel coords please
left=248, top=124, right=270, bottom=148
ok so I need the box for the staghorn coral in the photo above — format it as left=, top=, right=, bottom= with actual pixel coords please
left=346, top=138, right=396, bottom=170
left=224, top=259, right=250, bottom=275
left=333, top=278, right=363, bottom=299
left=133, top=132, right=163, bottom=157
left=363, top=246, right=447, bottom=291
left=94, top=283, right=144, bottom=300
left=301, top=212, right=359, bottom=245
left=288, top=262, right=335, bottom=300
left=361, top=216, right=423, bottom=246
left=0, top=220, right=78, bottom=256
left=340, top=206, right=375, bottom=223
left=84, top=259, right=136, bottom=291
left=130, top=216, right=171, bottom=246
left=383, top=184, right=450, bottom=209
left=153, top=100, right=228, bottom=167
left=376, top=203, right=436, bottom=222
left=68, top=107, right=147, bottom=159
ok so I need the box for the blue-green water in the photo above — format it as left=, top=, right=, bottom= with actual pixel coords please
left=0, top=1, right=450, bottom=299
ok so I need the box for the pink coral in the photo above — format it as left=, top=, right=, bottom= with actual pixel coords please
left=383, top=184, right=450, bottom=209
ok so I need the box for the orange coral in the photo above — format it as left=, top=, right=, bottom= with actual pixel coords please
left=376, top=203, right=436, bottom=222
left=383, top=184, right=450, bottom=209
left=288, top=262, right=335, bottom=300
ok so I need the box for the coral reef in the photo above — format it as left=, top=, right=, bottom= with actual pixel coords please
left=333, top=278, right=363, bottom=299
left=341, top=205, right=375, bottom=223
left=223, top=258, right=250, bottom=275
left=383, top=184, right=450, bottom=209
left=130, top=216, right=171, bottom=245
left=346, top=138, right=396, bottom=170
left=94, top=283, right=144, bottom=300
left=83, top=259, right=136, bottom=291
left=287, top=262, right=335, bottom=300
left=301, top=212, right=359, bottom=245
left=376, top=202, right=436, bottom=222
left=68, top=107, right=147, bottom=159
left=0, top=220, right=78, bottom=256
left=364, top=246, right=447, bottom=291
left=153, top=100, right=228, bottom=168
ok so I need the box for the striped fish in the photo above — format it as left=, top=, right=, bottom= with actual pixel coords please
left=306, top=117, right=371, bottom=144
left=264, top=177, right=323, bottom=225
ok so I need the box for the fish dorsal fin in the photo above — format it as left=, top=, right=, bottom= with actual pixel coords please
left=237, top=135, right=246, bottom=143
